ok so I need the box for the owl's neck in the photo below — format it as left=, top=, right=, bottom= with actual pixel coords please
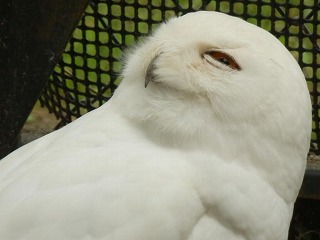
left=110, top=78, right=305, bottom=205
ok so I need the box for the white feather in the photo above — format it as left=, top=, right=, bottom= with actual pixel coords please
left=0, top=11, right=312, bottom=240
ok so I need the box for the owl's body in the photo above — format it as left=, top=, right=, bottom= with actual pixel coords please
left=0, top=11, right=311, bottom=240
left=1, top=105, right=291, bottom=240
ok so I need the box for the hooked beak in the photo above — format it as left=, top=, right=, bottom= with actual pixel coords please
left=145, top=54, right=160, bottom=88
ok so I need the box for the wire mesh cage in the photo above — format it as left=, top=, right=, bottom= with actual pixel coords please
left=39, top=0, right=320, bottom=153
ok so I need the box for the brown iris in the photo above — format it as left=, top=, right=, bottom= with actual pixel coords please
left=205, top=51, right=241, bottom=70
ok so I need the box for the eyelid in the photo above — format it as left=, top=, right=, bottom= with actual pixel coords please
left=204, top=50, right=241, bottom=71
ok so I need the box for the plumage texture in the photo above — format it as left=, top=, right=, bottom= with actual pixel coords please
left=0, top=11, right=312, bottom=240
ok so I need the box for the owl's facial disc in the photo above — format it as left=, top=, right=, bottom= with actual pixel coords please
left=145, top=54, right=160, bottom=88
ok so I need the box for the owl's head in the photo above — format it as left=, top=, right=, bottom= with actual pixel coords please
left=114, top=11, right=310, bottom=145
left=112, top=10, right=311, bottom=202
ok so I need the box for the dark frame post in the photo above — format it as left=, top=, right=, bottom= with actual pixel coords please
left=0, top=0, right=90, bottom=159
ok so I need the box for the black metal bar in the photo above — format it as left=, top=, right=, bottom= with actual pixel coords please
left=0, top=0, right=90, bottom=159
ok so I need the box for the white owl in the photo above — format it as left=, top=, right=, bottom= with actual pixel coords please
left=0, top=11, right=312, bottom=240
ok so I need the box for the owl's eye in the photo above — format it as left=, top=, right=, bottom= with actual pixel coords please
left=205, top=51, right=240, bottom=70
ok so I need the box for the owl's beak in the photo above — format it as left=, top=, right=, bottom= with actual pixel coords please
left=145, top=54, right=160, bottom=88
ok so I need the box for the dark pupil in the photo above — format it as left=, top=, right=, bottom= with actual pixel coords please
left=219, top=57, right=230, bottom=66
